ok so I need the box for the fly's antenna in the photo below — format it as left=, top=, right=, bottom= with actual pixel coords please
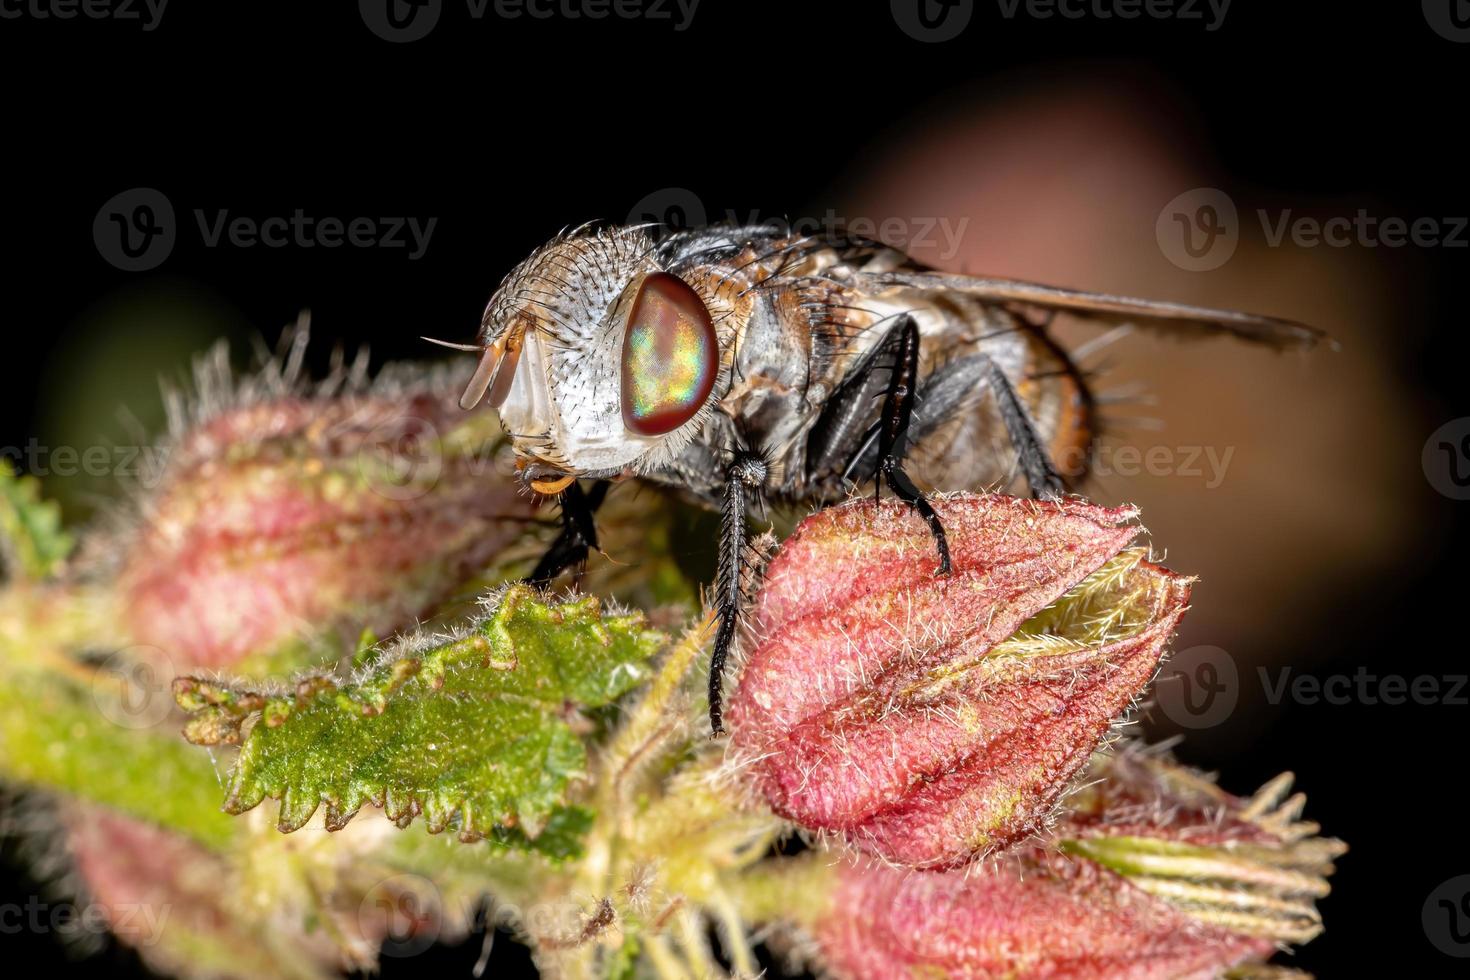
left=421, top=336, right=487, bottom=353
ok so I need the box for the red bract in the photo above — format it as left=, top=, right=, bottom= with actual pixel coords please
left=816, top=852, right=1275, bottom=979
left=726, top=493, right=1192, bottom=867
left=117, top=359, right=533, bottom=671
left=813, top=749, right=1344, bottom=978
left=1056, top=749, right=1347, bottom=947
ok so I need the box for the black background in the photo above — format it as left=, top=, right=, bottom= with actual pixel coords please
left=2, top=1, right=1467, bottom=976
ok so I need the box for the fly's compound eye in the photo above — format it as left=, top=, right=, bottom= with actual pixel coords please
left=620, top=272, right=718, bottom=436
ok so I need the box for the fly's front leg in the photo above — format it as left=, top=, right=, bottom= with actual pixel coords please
left=877, top=315, right=953, bottom=576
left=526, top=480, right=609, bottom=588
left=709, top=451, right=767, bottom=736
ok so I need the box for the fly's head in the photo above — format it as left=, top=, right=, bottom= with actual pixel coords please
left=459, top=226, right=731, bottom=493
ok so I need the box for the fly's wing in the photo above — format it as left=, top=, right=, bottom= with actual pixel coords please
left=846, top=269, right=1328, bottom=350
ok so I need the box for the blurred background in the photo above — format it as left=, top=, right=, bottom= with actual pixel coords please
left=2, top=1, right=1467, bottom=975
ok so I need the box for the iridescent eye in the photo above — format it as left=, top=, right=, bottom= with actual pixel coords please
left=620, top=272, right=718, bottom=436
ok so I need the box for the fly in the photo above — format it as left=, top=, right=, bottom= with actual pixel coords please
left=429, top=221, right=1325, bottom=734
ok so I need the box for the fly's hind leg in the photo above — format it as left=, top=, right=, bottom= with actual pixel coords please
left=526, top=480, right=610, bottom=588
left=708, top=451, right=766, bottom=736
left=972, top=355, right=1067, bottom=500
left=876, top=315, right=952, bottom=575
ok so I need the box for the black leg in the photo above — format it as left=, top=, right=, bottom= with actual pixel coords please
left=863, top=348, right=1069, bottom=503
left=526, top=480, right=609, bottom=588
left=973, top=355, right=1066, bottom=500
left=803, top=316, right=909, bottom=490
left=875, top=315, right=952, bottom=575
left=708, top=451, right=767, bottom=736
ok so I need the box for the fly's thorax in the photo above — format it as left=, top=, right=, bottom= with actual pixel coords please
left=479, top=227, right=747, bottom=480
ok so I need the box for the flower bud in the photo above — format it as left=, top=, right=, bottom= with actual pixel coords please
left=63, top=803, right=461, bottom=976
left=727, top=493, right=1191, bottom=867
left=115, top=347, right=534, bottom=673
left=811, top=750, right=1343, bottom=978
left=63, top=806, right=344, bottom=976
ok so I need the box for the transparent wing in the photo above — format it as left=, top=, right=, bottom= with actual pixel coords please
left=847, top=269, right=1328, bottom=351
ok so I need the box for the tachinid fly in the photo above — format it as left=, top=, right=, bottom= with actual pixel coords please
left=430, top=221, right=1323, bottom=734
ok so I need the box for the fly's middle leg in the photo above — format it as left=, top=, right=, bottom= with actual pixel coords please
left=708, top=450, right=766, bottom=736
left=526, top=480, right=609, bottom=589
left=877, top=315, right=953, bottom=576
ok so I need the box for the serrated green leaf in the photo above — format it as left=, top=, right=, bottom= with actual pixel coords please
left=0, top=460, right=73, bottom=580
left=176, top=585, right=663, bottom=853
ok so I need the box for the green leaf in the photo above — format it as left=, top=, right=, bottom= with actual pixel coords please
left=0, top=460, right=73, bottom=580
left=176, top=585, right=663, bottom=854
